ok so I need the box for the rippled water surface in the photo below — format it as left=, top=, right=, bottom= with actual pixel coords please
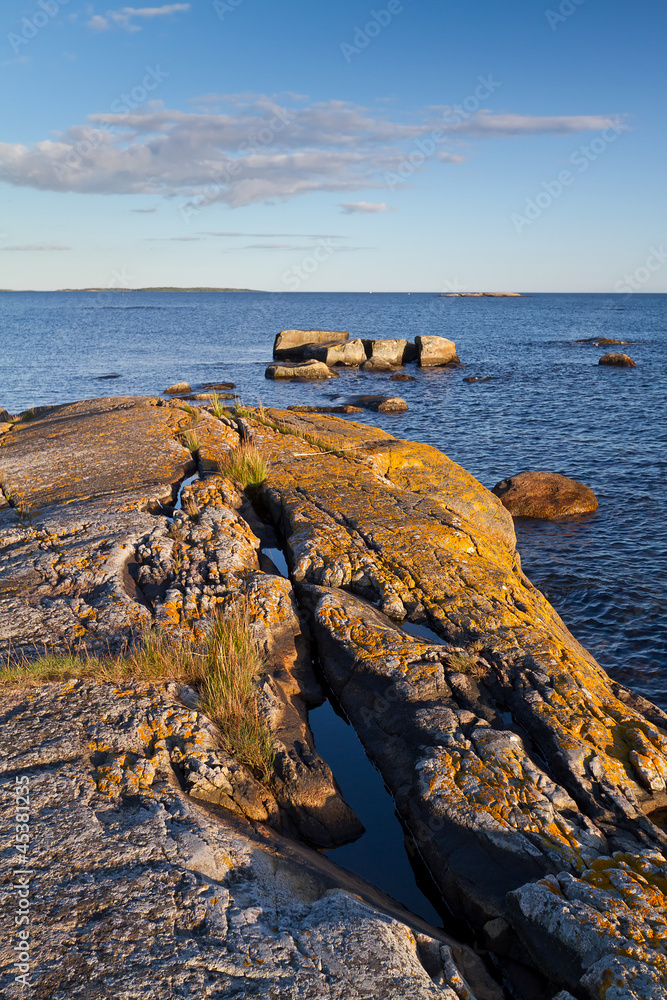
left=2, top=291, right=666, bottom=706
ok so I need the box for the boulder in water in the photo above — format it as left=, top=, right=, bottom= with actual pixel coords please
left=415, top=336, right=459, bottom=367
left=492, top=471, right=598, bottom=518
left=164, top=382, right=192, bottom=394
left=599, top=352, right=636, bottom=367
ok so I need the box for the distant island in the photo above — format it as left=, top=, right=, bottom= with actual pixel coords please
left=438, top=291, right=522, bottom=297
left=56, top=286, right=263, bottom=293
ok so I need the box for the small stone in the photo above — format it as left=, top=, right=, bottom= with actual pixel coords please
left=361, top=359, right=396, bottom=373
left=164, top=382, right=192, bottom=394
left=599, top=352, right=636, bottom=367
left=197, top=382, right=236, bottom=390
left=389, top=372, right=417, bottom=382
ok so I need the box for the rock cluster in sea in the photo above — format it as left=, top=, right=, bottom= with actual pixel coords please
left=1, top=396, right=666, bottom=1000
left=267, top=328, right=460, bottom=379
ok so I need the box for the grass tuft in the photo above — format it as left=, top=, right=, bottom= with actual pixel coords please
left=200, top=607, right=274, bottom=781
left=182, top=429, right=200, bottom=453
left=1, top=606, right=274, bottom=783
left=216, top=444, right=267, bottom=487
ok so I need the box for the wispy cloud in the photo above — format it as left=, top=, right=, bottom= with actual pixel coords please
left=88, top=4, right=190, bottom=32
left=0, top=244, right=71, bottom=251
left=339, top=201, right=395, bottom=214
left=131, top=207, right=157, bottom=213
left=0, top=95, right=627, bottom=209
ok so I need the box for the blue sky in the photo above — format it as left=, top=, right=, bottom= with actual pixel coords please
left=1, top=0, right=665, bottom=291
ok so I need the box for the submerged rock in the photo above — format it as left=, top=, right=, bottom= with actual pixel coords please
left=416, top=336, right=460, bottom=367
left=389, top=372, right=418, bottom=382
left=273, top=329, right=348, bottom=361
left=492, top=471, right=599, bottom=518
left=575, top=337, right=628, bottom=345
left=288, top=404, right=364, bottom=414
left=265, top=360, right=339, bottom=380
left=348, top=395, right=409, bottom=413
left=599, top=352, right=636, bottom=367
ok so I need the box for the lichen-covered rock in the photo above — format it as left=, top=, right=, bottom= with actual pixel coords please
left=0, top=680, right=500, bottom=1000
left=507, top=854, right=667, bottom=998
left=416, top=336, right=460, bottom=367
left=303, top=338, right=366, bottom=366
left=492, top=471, right=599, bottom=519
left=265, top=360, right=339, bottom=380
left=273, top=329, right=349, bottom=360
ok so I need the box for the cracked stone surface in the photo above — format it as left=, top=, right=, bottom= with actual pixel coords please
left=0, top=681, right=501, bottom=999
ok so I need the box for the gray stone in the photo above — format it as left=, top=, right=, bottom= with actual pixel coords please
left=348, top=395, right=409, bottom=412
left=362, top=338, right=409, bottom=365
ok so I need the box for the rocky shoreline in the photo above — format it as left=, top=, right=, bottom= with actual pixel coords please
left=1, top=395, right=666, bottom=999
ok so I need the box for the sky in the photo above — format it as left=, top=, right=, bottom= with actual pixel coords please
left=0, top=0, right=665, bottom=291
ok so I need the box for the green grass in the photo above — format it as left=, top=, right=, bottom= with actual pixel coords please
left=209, top=393, right=233, bottom=420
left=200, top=607, right=274, bottom=781
left=182, top=429, right=200, bottom=453
left=217, top=444, right=268, bottom=487
left=1, top=607, right=275, bottom=783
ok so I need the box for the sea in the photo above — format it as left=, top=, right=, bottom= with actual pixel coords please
left=2, top=290, right=665, bottom=924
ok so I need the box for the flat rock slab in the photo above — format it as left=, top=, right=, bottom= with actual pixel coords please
left=599, top=352, right=636, bottom=366
left=492, top=471, right=599, bottom=519
left=0, top=396, right=194, bottom=511
left=273, top=329, right=349, bottom=361
left=265, top=361, right=339, bottom=380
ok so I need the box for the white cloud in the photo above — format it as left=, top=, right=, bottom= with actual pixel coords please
left=0, top=96, right=627, bottom=210
left=339, top=201, right=394, bottom=214
left=87, top=4, right=190, bottom=32
left=0, top=244, right=71, bottom=251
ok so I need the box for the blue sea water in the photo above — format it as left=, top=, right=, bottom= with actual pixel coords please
left=2, top=289, right=666, bottom=928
